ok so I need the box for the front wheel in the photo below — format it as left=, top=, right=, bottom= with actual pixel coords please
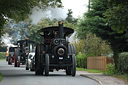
left=72, top=54, right=76, bottom=77
left=45, top=54, right=49, bottom=76
left=66, top=66, right=71, bottom=75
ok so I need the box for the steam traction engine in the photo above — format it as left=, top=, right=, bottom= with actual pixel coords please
left=8, top=47, right=17, bottom=65
left=35, top=22, right=76, bottom=76
left=14, top=39, right=35, bottom=67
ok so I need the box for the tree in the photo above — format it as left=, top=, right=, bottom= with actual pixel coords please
left=66, top=9, right=73, bottom=23
left=66, top=9, right=78, bottom=25
left=77, top=0, right=128, bottom=70
left=84, top=33, right=112, bottom=56
left=104, top=0, right=128, bottom=33
left=0, top=0, right=62, bottom=36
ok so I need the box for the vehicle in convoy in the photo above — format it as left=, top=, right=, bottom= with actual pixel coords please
left=30, top=55, right=35, bottom=71
left=26, top=53, right=35, bottom=71
left=8, top=47, right=17, bottom=65
left=14, top=38, right=36, bottom=67
left=6, top=47, right=9, bottom=61
left=35, top=22, right=76, bottom=76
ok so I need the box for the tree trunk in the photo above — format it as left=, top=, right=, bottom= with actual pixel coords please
left=113, top=51, right=119, bottom=70
left=88, top=0, right=90, bottom=12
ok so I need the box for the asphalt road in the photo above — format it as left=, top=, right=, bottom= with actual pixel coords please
left=0, top=60, right=99, bottom=85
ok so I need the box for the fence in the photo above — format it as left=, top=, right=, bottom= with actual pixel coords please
left=87, top=56, right=114, bottom=71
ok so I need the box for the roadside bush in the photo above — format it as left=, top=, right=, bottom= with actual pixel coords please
left=76, top=53, right=87, bottom=68
left=0, top=52, right=6, bottom=59
left=0, top=73, right=3, bottom=81
left=105, top=63, right=116, bottom=75
left=118, top=52, right=128, bottom=74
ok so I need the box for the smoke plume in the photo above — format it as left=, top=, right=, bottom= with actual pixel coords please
left=1, top=33, right=16, bottom=47
left=30, top=7, right=68, bottom=24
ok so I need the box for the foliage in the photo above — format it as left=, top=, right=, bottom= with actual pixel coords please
left=76, top=53, right=87, bottom=68
left=2, top=20, right=32, bottom=44
left=75, top=33, right=112, bottom=57
left=77, top=0, right=128, bottom=70
left=104, top=0, right=128, bottom=33
left=0, top=0, right=62, bottom=36
left=0, top=46, right=6, bottom=52
left=0, top=73, right=3, bottom=82
left=105, top=64, right=116, bottom=75
left=76, top=67, right=104, bottom=73
left=0, top=52, right=6, bottom=59
left=83, top=33, right=112, bottom=56
left=64, top=20, right=76, bottom=30
left=75, top=40, right=85, bottom=55
left=118, top=52, right=128, bottom=74
left=113, top=74, right=128, bottom=82
left=66, top=9, right=78, bottom=25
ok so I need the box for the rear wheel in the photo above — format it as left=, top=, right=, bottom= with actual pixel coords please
left=14, top=48, right=20, bottom=67
left=67, top=45, right=76, bottom=76
left=70, top=45, right=76, bottom=55
left=45, top=54, right=49, bottom=76
left=8, top=57, right=11, bottom=65
left=26, top=67, right=29, bottom=70
left=71, top=54, right=76, bottom=77
left=66, top=45, right=72, bottom=75
left=30, top=66, right=34, bottom=71
left=35, top=45, right=44, bottom=75
left=35, top=45, right=40, bottom=75
left=26, top=59, right=29, bottom=70
left=17, top=56, right=20, bottom=67
left=10, top=58, right=12, bottom=65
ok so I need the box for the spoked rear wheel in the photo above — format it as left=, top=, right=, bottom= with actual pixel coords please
left=35, top=44, right=44, bottom=75
left=14, top=48, right=20, bottom=67
left=67, top=45, right=76, bottom=76
left=71, top=54, right=76, bottom=77
left=35, top=45, right=41, bottom=75
left=45, top=54, right=49, bottom=76
left=17, top=56, right=20, bottom=67
left=8, top=57, right=12, bottom=65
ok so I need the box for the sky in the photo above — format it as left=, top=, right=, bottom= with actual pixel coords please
left=62, top=0, right=88, bottom=18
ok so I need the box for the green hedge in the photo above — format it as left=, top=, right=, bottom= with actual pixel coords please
left=119, top=52, right=128, bottom=73
left=0, top=73, right=3, bottom=81
left=0, top=52, right=6, bottom=59
left=105, top=64, right=116, bottom=75
left=76, top=53, right=87, bottom=68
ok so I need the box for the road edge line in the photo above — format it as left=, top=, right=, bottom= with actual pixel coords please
left=80, top=74, right=103, bottom=85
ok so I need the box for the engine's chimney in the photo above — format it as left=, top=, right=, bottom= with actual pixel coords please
left=58, top=21, right=63, bottom=38
left=25, top=38, right=29, bottom=46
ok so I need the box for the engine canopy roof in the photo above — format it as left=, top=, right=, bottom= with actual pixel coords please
left=38, top=26, right=74, bottom=36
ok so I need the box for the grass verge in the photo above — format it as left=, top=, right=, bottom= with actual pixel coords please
left=0, top=58, right=5, bottom=61
left=76, top=67, right=104, bottom=73
left=113, top=74, right=128, bottom=83
left=77, top=67, right=128, bottom=83
left=0, top=73, right=3, bottom=82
